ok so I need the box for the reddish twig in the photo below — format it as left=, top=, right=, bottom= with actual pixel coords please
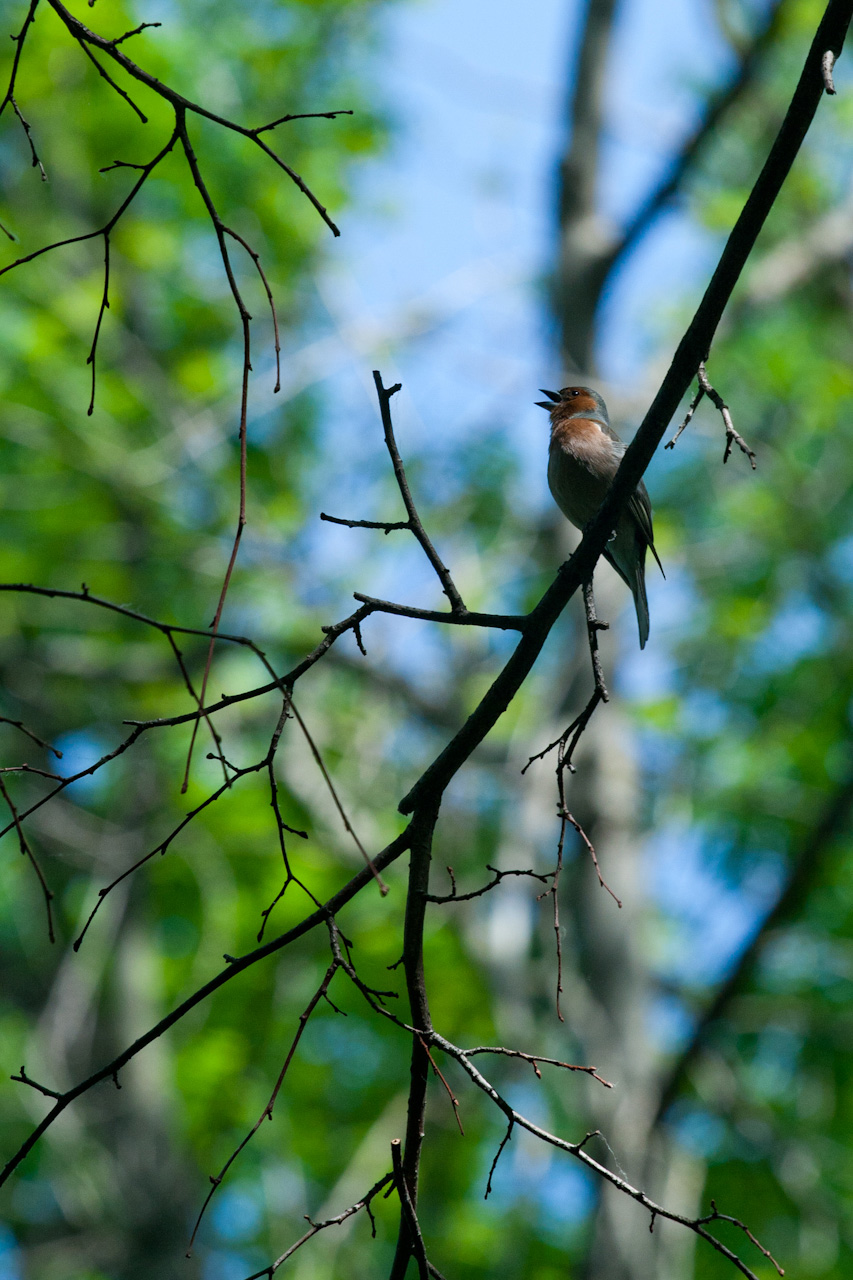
left=419, top=1035, right=464, bottom=1134
left=463, top=1045, right=613, bottom=1089
left=699, top=1200, right=785, bottom=1276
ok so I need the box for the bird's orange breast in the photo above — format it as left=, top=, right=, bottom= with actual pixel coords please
left=550, top=417, right=617, bottom=475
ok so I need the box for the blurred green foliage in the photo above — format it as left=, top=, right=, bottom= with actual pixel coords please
left=3, top=3, right=853, bottom=1280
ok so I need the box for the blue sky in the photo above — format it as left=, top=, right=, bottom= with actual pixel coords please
left=307, top=0, right=730, bottom=408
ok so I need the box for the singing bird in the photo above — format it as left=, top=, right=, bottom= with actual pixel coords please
left=537, top=385, right=662, bottom=649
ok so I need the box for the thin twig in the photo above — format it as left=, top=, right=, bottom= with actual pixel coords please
left=391, top=1139, right=430, bottom=1280
left=697, top=362, right=757, bottom=467
left=289, top=698, right=388, bottom=894
left=372, top=371, right=467, bottom=614
left=484, top=1119, right=513, bottom=1199
left=0, top=1, right=40, bottom=125
left=10, top=1066, right=60, bottom=1100
left=667, top=362, right=757, bottom=466
left=254, top=108, right=353, bottom=136
left=581, top=578, right=609, bottom=703
left=352, top=591, right=524, bottom=631
left=426, top=863, right=552, bottom=904
left=666, top=385, right=705, bottom=450
left=242, top=1171, right=394, bottom=1280
left=0, top=717, right=61, bottom=757
left=107, top=21, right=161, bottom=48
left=10, top=96, right=46, bottom=179
left=419, top=1035, right=464, bottom=1134
left=523, top=579, right=609, bottom=777
left=45, top=0, right=343, bottom=233
left=699, top=1200, right=785, bottom=1277
left=187, top=961, right=340, bottom=1253
left=176, top=106, right=251, bottom=790
left=429, top=1031, right=768, bottom=1280
left=321, top=512, right=410, bottom=532
left=73, top=36, right=148, bottom=122
left=463, top=1045, right=613, bottom=1089
left=0, top=775, right=53, bottom=942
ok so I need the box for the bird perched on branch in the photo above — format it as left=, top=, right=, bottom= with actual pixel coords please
left=537, top=385, right=662, bottom=649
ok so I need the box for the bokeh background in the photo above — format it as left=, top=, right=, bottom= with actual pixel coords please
left=1, top=0, right=852, bottom=1277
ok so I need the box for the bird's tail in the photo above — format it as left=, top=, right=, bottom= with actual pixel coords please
left=604, top=535, right=650, bottom=649
left=631, top=559, right=650, bottom=650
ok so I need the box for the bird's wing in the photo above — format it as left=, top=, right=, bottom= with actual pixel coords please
left=583, top=420, right=665, bottom=577
left=628, top=483, right=665, bottom=576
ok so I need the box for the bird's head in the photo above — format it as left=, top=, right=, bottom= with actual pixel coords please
left=535, top=385, right=608, bottom=423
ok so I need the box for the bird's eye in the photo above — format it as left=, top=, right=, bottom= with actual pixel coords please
left=570, top=390, right=579, bottom=397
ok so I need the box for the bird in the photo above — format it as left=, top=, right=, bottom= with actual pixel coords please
left=537, top=385, right=662, bottom=649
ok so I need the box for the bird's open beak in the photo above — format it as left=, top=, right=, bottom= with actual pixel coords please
left=535, top=388, right=560, bottom=409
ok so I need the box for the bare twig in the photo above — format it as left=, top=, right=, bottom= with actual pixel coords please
left=419, top=1035, right=464, bottom=1134
left=0, top=827, right=412, bottom=1190
left=242, top=1170, right=394, bottom=1279
left=107, top=22, right=161, bottom=48
left=187, top=960, right=340, bottom=1253
left=0, top=1, right=40, bottom=125
left=463, top=1045, right=613, bottom=1089
left=353, top=591, right=524, bottom=631
left=321, top=512, right=410, bottom=532
left=391, top=1139, right=430, bottom=1280
left=667, top=362, right=757, bottom=467
left=255, top=108, right=353, bottom=136
left=175, top=106, right=251, bottom=791
left=289, top=697, right=388, bottom=894
left=426, top=863, right=552, bottom=904
left=45, top=0, right=343, bottom=234
left=484, top=1119, right=513, bottom=1198
left=73, top=35, right=148, bottom=121
left=700, top=1200, right=785, bottom=1276
left=372, top=371, right=467, bottom=614
left=523, top=579, right=609, bottom=775
left=429, top=1032, right=768, bottom=1280
left=0, top=774, right=53, bottom=942
left=0, top=716, right=61, bottom=757
left=559, top=790, right=622, bottom=909
left=10, top=1066, right=61, bottom=1100
left=10, top=96, right=46, bottom=179
left=699, top=362, right=757, bottom=467
left=666, top=384, right=705, bottom=450
left=581, top=578, right=609, bottom=703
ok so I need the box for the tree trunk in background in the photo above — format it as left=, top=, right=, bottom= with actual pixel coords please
left=554, top=0, right=621, bottom=376
left=551, top=5, right=687, bottom=1275
left=548, top=2, right=790, bottom=1272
